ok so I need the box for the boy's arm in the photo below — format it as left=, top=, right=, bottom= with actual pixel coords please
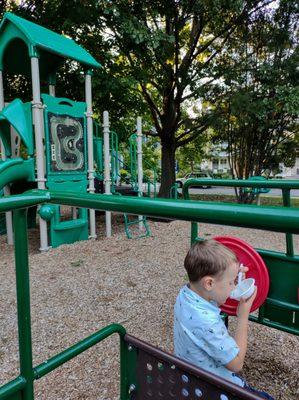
left=225, top=288, right=257, bottom=373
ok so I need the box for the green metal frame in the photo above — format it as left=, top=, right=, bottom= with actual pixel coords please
left=123, top=213, right=151, bottom=239
left=129, top=134, right=138, bottom=191
left=110, top=130, right=119, bottom=190
left=170, top=182, right=180, bottom=199
left=1, top=189, right=299, bottom=398
left=93, top=120, right=103, bottom=180
left=182, top=178, right=299, bottom=335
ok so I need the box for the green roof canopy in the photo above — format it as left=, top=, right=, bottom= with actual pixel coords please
left=0, top=12, right=100, bottom=79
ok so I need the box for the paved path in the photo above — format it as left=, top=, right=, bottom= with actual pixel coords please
left=187, top=186, right=299, bottom=197
left=142, top=183, right=299, bottom=197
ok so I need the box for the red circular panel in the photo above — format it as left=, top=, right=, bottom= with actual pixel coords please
left=214, top=236, right=270, bottom=316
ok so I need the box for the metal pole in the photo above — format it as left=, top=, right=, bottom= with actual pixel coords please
left=13, top=209, right=34, bottom=399
left=31, top=56, right=49, bottom=251
left=48, top=72, right=56, bottom=97
left=103, top=110, right=112, bottom=237
left=136, top=117, right=143, bottom=230
left=49, top=84, right=55, bottom=96
left=282, top=189, right=294, bottom=256
left=10, top=126, right=20, bottom=158
left=0, top=70, right=14, bottom=245
left=85, top=72, right=97, bottom=239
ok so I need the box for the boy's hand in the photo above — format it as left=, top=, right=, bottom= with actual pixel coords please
left=237, top=286, right=257, bottom=319
left=239, top=263, right=248, bottom=279
left=234, top=264, right=248, bottom=285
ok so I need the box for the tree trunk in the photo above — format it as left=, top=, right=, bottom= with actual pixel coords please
left=158, top=140, right=176, bottom=198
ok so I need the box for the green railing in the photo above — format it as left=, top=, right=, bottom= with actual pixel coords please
left=110, top=130, right=119, bottom=188
left=0, top=200, right=128, bottom=400
left=182, top=178, right=299, bottom=252
left=1, top=189, right=299, bottom=398
left=182, top=178, right=299, bottom=335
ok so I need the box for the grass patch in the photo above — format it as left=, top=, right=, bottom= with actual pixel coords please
left=188, top=194, right=299, bottom=207
left=70, top=259, right=84, bottom=268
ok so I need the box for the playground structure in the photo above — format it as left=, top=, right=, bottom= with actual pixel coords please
left=93, top=114, right=156, bottom=239
left=0, top=13, right=156, bottom=249
left=0, top=11, right=298, bottom=400
left=0, top=189, right=299, bottom=399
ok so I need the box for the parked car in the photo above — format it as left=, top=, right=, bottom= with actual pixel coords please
left=274, top=173, right=287, bottom=179
left=176, top=172, right=213, bottom=189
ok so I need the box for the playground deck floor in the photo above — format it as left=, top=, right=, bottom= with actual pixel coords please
left=0, top=214, right=298, bottom=400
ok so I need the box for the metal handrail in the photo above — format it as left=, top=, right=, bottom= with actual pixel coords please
left=182, top=178, right=298, bottom=255
left=182, top=178, right=299, bottom=199
left=1, top=190, right=299, bottom=234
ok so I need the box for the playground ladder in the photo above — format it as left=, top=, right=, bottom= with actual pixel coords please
left=111, top=190, right=151, bottom=240
left=123, top=213, right=151, bottom=239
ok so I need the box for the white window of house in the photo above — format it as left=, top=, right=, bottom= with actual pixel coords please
left=212, top=159, right=218, bottom=169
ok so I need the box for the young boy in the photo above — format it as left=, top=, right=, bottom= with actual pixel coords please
left=174, top=239, right=274, bottom=399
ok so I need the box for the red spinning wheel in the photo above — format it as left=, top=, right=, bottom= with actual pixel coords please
left=214, top=236, right=270, bottom=316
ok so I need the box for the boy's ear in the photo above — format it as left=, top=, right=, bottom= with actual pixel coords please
left=201, top=276, right=214, bottom=291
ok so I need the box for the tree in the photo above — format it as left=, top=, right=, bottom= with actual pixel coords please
left=1, top=1, right=149, bottom=142
left=97, top=0, right=276, bottom=196
left=206, top=0, right=299, bottom=202
left=176, top=133, right=208, bottom=175
left=2, top=1, right=282, bottom=198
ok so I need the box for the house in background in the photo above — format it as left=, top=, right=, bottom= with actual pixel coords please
left=200, top=142, right=230, bottom=174
left=200, top=142, right=299, bottom=178
left=278, top=156, right=299, bottom=177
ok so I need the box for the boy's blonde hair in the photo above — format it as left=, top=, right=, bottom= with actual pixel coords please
left=184, top=239, right=238, bottom=282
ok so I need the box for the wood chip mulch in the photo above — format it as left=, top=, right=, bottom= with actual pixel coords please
left=0, top=214, right=298, bottom=399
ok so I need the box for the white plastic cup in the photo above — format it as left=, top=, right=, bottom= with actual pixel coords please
left=230, top=278, right=256, bottom=301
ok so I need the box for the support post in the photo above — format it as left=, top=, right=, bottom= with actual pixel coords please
left=49, top=72, right=56, bottom=97
left=136, top=117, right=143, bottom=230
left=49, top=85, right=55, bottom=96
left=103, top=110, right=112, bottom=237
left=31, top=56, right=49, bottom=251
left=13, top=209, right=34, bottom=399
left=85, top=71, right=97, bottom=239
left=0, top=69, right=14, bottom=245
left=282, top=188, right=294, bottom=256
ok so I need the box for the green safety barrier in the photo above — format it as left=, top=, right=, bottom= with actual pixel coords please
left=182, top=178, right=299, bottom=336
left=0, top=189, right=298, bottom=399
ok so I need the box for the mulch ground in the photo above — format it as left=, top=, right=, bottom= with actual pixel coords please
left=0, top=213, right=298, bottom=400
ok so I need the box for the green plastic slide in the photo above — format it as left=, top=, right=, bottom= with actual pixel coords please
left=0, top=158, right=34, bottom=190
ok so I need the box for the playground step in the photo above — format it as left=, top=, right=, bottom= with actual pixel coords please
left=53, top=218, right=87, bottom=231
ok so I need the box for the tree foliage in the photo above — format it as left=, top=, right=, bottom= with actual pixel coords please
left=1, top=0, right=147, bottom=141
left=97, top=0, right=277, bottom=196
left=176, top=133, right=208, bottom=175
left=206, top=1, right=298, bottom=201
left=1, top=1, right=298, bottom=200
